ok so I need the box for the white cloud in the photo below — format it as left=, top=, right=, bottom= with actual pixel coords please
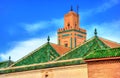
left=24, top=21, right=50, bottom=32
left=0, top=34, right=57, bottom=61
left=80, top=0, right=119, bottom=18
left=23, top=18, right=63, bottom=33
left=1, top=0, right=119, bottom=62
left=0, top=17, right=62, bottom=61
left=1, top=18, right=120, bottom=61
left=96, top=0, right=119, bottom=13
left=80, top=0, right=120, bottom=43
left=51, top=18, right=64, bottom=27
left=85, top=20, right=120, bottom=42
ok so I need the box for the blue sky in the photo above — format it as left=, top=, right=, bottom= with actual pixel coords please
left=0, top=0, right=120, bottom=61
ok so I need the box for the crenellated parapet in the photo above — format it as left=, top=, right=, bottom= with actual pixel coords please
left=58, top=27, right=86, bottom=34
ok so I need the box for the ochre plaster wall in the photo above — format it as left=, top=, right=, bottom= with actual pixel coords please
left=87, top=59, right=120, bottom=78
left=0, top=64, right=88, bottom=78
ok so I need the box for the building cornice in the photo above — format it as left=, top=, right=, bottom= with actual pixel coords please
left=85, top=57, right=120, bottom=62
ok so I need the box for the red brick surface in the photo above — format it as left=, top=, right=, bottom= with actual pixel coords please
left=87, top=59, right=120, bottom=78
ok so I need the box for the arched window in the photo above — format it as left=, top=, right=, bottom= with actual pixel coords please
left=68, top=23, right=70, bottom=28
left=65, top=43, right=68, bottom=47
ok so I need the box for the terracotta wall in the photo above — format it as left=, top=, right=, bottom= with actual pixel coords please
left=0, top=64, right=88, bottom=78
left=64, top=11, right=79, bottom=28
left=57, top=11, right=86, bottom=48
left=87, top=59, right=120, bottom=78
left=58, top=31, right=86, bottom=48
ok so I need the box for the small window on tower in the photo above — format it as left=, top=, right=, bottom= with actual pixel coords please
left=65, top=43, right=68, bottom=47
left=75, top=23, right=77, bottom=27
left=68, top=23, right=70, bottom=28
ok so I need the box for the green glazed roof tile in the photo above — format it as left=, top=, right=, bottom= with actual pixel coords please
left=84, top=47, right=120, bottom=60
left=11, top=43, right=60, bottom=67
left=0, top=59, right=84, bottom=74
left=0, top=60, right=14, bottom=69
left=57, top=36, right=110, bottom=60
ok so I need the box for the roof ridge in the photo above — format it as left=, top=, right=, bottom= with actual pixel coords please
left=83, top=37, right=110, bottom=57
left=49, top=43, right=61, bottom=55
left=83, top=38, right=99, bottom=57
left=54, top=36, right=96, bottom=60
left=96, top=37, right=110, bottom=48
left=10, top=42, right=48, bottom=67
left=99, top=37, right=120, bottom=45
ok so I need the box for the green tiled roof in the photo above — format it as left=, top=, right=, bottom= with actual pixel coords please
left=11, top=43, right=60, bottom=67
left=0, top=36, right=120, bottom=74
left=0, top=60, right=14, bottom=69
left=85, top=47, right=120, bottom=60
left=0, top=59, right=84, bottom=74
left=57, top=36, right=110, bottom=60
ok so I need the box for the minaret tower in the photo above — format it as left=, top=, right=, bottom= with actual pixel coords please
left=57, top=6, right=86, bottom=48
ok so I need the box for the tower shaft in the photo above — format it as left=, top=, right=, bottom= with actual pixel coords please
left=57, top=9, right=86, bottom=48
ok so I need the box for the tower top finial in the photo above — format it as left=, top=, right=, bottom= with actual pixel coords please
left=9, top=56, right=11, bottom=61
left=70, top=5, right=73, bottom=11
left=8, top=56, right=11, bottom=66
left=47, top=36, right=50, bottom=43
left=94, top=28, right=97, bottom=36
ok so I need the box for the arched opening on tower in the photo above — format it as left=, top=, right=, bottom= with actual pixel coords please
left=67, top=23, right=70, bottom=28
left=65, top=43, right=68, bottom=47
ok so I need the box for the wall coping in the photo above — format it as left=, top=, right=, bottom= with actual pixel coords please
left=85, top=57, right=120, bottom=62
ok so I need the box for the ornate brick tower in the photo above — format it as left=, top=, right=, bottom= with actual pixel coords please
left=57, top=7, right=86, bottom=48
